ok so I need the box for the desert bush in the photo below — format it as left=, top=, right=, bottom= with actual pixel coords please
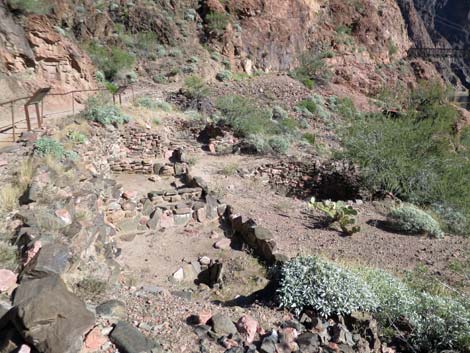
left=182, top=75, right=210, bottom=100
left=67, top=131, right=87, bottom=144
left=308, top=197, right=360, bottom=235
left=271, top=106, right=289, bottom=121
left=216, top=70, right=232, bottom=82
left=0, top=241, right=17, bottom=270
left=290, top=51, right=332, bottom=88
left=303, top=133, right=316, bottom=145
left=297, top=99, right=317, bottom=114
left=0, top=184, right=21, bottom=213
left=387, top=204, right=444, bottom=238
left=83, top=96, right=130, bottom=126
left=205, top=11, right=230, bottom=35
left=34, top=137, right=65, bottom=158
left=268, top=136, right=289, bottom=154
left=277, top=256, right=378, bottom=316
left=357, top=267, right=470, bottom=352
left=338, top=81, right=468, bottom=235
left=7, top=0, right=50, bottom=14
left=85, top=41, right=135, bottom=80
left=135, top=96, right=172, bottom=112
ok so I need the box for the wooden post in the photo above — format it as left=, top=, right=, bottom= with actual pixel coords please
left=113, top=94, right=116, bottom=105
left=41, top=99, right=44, bottom=121
left=72, top=92, right=75, bottom=114
left=131, top=85, right=135, bottom=102
left=35, top=103, right=41, bottom=128
left=10, top=102, right=15, bottom=142
left=24, top=105, right=31, bottom=131
left=119, top=93, right=122, bottom=105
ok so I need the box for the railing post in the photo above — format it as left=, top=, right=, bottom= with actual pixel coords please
left=35, top=103, right=42, bottom=128
left=24, top=105, right=31, bottom=131
left=10, top=102, right=15, bottom=142
left=72, top=91, right=75, bottom=114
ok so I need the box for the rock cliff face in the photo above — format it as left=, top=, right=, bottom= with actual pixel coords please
left=0, top=0, right=95, bottom=102
left=0, top=0, right=467, bottom=100
left=397, top=0, right=470, bottom=88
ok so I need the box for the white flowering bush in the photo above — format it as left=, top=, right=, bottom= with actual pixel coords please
left=387, top=203, right=444, bottom=238
left=277, top=256, right=378, bottom=317
left=357, top=267, right=470, bottom=352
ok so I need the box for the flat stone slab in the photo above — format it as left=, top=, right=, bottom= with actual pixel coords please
left=110, top=321, right=157, bottom=353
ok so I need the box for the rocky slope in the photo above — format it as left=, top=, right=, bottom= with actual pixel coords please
left=0, top=0, right=96, bottom=102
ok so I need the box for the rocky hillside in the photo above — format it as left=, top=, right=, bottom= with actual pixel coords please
left=0, top=0, right=458, bottom=100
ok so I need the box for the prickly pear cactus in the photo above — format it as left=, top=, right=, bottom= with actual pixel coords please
left=308, top=197, right=361, bottom=235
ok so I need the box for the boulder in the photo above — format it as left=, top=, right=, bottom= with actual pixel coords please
left=95, top=299, right=127, bottom=319
left=21, top=243, right=70, bottom=280
left=236, top=315, right=258, bottom=344
left=12, top=275, right=95, bottom=353
left=210, top=313, right=237, bottom=336
left=110, top=321, right=157, bottom=353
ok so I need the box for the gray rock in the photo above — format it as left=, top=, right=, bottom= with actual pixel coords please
left=110, top=321, right=157, bottom=353
left=296, top=332, right=321, bottom=353
left=147, top=208, right=162, bottom=230
left=21, top=243, right=70, bottom=280
left=210, top=313, right=237, bottom=336
left=260, top=336, right=277, bottom=353
left=142, top=199, right=154, bottom=216
left=12, top=274, right=95, bottom=353
left=117, top=218, right=140, bottom=233
left=96, top=299, right=127, bottom=319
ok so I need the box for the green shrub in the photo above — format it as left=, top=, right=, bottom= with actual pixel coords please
left=83, top=96, right=130, bottom=126
left=216, top=70, right=232, bottom=82
left=387, top=204, right=444, bottom=238
left=303, top=133, right=316, bottom=145
left=271, top=106, right=289, bottom=121
left=338, top=82, right=468, bottom=235
left=85, top=41, right=135, bottom=81
left=7, top=0, right=50, bottom=14
left=135, top=96, right=172, bottom=112
left=182, top=75, right=210, bottom=100
left=67, top=131, right=86, bottom=144
left=205, top=11, right=230, bottom=35
left=277, top=256, right=378, bottom=316
left=308, top=197, right=360, bottom=235
left=268, top=136, right=289, bottom=154
left=290, top=51, right=332, bottom=88
left=357, top=267, right=470, bottom=352
left=297, top=99, right=317, bottom=114
left=0, top=241, right=17, bottom=270
left=34, top=137, right=65, bottom=158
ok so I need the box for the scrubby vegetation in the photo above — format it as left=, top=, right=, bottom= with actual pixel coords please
left=338, top=81, right=470, bottom=236
left=387, top=203, right=444, bottom=238
left=135, top=96, right=172, bottom=112
left=216, top=95, right=298, bottom=154
left=290, top=51, right=332, bottom=89
left=182, top=75, right=210, bottom=101
left=7, top=0, right=50, bottom=14
left=85, top=41, right=135, bottom=81
left=278, top=256, right=378, bottom=317
left=278, top=256, right=470, bottom=353
left=83, top=96, right=130, bottom=126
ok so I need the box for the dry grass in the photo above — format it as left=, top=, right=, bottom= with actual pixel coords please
left=17, top=159, right=33, bottom=190
left=0, top=184, right=21, bottom=213
left=0, top=241, right=17, bottom=270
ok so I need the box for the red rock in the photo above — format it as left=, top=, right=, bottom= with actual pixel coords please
left=84, top=327, right=107, bottom=351
left=237, top=315, right=258, bottom=344
left=197, top=310, right=212, bottom=325
left=122, top=191, right=137, bottom=200
left=214, top=238, right=231, bottom=250
left=0, top=159, right=8, bottom=167
left=55, top=208, right=72, bottom=225
left=0, top=269, right=17, bottom=292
